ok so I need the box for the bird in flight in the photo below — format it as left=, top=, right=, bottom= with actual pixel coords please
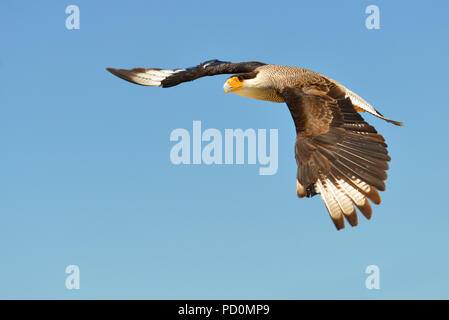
left=106, top=59, right=402, bottom=230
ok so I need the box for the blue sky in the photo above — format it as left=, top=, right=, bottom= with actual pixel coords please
left=1, top=0, right=448, bottom=299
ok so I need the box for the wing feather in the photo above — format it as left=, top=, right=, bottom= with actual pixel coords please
left=282, top=87, right=390, bottom=230
left=316, top=180, right=345, bottom=230
left=106, top=59, right=265, bottom=88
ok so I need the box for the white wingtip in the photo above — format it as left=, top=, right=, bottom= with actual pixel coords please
left=106, top=67, right=184, bottom=87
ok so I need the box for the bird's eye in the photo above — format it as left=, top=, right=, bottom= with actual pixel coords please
left=237, top=76, right=244, bottom=81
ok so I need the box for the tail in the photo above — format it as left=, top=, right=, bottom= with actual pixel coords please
left=344, top=88, right=404, bottom=126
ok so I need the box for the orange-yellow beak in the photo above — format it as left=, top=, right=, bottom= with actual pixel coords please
left=223, top=76, right=243, bottom=93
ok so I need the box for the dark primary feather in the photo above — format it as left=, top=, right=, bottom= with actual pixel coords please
left=160, top=60, right=266, bottom=87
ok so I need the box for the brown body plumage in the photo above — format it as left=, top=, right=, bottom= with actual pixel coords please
left=106, top=59, right=402, bottom=230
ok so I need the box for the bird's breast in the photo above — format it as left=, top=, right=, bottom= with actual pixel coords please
left=234, top=86, right=284, bottom=103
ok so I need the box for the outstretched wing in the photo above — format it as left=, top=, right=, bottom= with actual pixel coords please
left=106, top=59, right=266, bottom=88
left=282, top=87, right=390, bottom=230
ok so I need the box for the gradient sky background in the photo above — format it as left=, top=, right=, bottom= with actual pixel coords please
left=1, top=0, right=448, bottom=299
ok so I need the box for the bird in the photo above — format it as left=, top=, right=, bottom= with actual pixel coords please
left=106, top=59, right=402, bottom=230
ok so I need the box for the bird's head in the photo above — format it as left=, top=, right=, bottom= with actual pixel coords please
left=223, top=75, right=244, bottom=94
left=222, top=71, right=276, bottom=102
